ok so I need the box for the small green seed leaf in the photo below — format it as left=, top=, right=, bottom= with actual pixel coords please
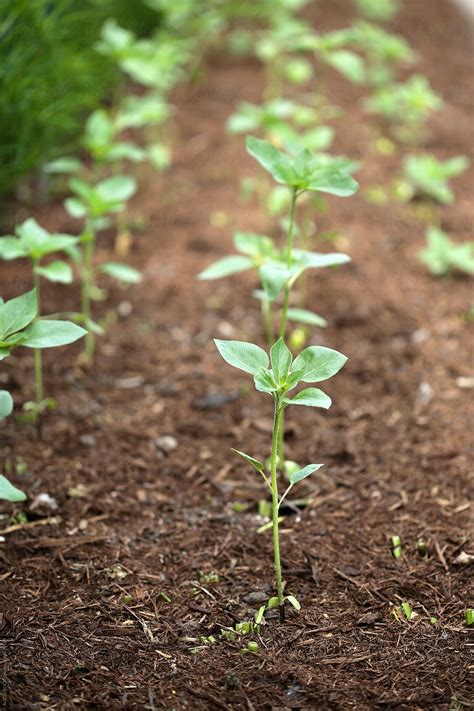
left=231, top=448, right=264, bottom=474
left=289, top=463, right=324, bottom=485
left=35, top=261, right=73, bottom=284
left=22, top=320, right=87, bottom=349
left=0, top=474, right=26, bottom=502
left=286, top=595, right=301, bottom=611
left=198, top=255, right=253, bottom=280
left=287, top=308, right=328, bottom=327
left=0, top=390, right=13, bottom=420
left=100, top=262, right=142, bottom=283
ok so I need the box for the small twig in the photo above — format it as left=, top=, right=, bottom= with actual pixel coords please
left=434, top=540, right=449, bottom=571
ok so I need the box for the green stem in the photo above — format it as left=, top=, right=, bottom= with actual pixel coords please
left=33, top=264, right=43, bottom=405
left=81, top=222, right=96, bottom=362
left=270, top=399, right=285, bottom=616
left=279, top=188, right=298, bottom=339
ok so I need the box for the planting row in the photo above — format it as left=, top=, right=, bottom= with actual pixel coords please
left=1, top=0, right=472, bottom=628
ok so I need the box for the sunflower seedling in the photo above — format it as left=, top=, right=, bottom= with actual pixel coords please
left=215, top=337, right=347, bottom=619
left=65, top=175, right=141, bottom=360
left=0, top=218, right=78, bottom=410
left=403, top=154, right=469, bottom=205
left=354, top=0, right=400, bottom=23
left=0, top=289, right=85, bottom=421
left=419, top=227, right=474, bottom=277
left=364, top=75, right=442, bottom=143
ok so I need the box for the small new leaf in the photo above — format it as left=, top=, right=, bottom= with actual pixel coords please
left=270, top=338, right=292, bottom=383
left=284, top=387, right=332, bottom=409
left=198, top=255, right=253, bottom=280
left=231, top=448, right=264, bottom=473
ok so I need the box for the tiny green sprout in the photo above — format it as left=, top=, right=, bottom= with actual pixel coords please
left=364, top=75, right=443, bottom=143
left=244, top=641, right=259, bottom=654
left=466, top=609, right=474, bottom=627
left=419, top=227, right=474, bottom=277
left=65, top=175, right=141, bottom=361
left=215, top=337, right=347, bottom=618
left=416, top=538, right=427, bottom=556
left=0, top=289, right=85, bottom=417
left=198, top=571, right=220, bottom=585
left=401, top=602, right=412, bottom=621
left=430, top=617, right=438, bottom=625
left=159, top=592, right=172, bottom=603
left=391, top=535, right=402, bottom=559
left=122, top=594, right=133, bottom=605
left=404, top=154, right=470, bottom=205
left=0, top=218, right=79, bottom=408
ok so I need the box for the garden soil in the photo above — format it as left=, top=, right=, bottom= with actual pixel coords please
left=0, top=0, right=472, bottom=709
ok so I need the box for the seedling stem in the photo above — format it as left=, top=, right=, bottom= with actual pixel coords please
left=81, top=221, right=96, bottom=361
left=271, top=398, right=285, bottom=619
left=33, top=265, right=43, bottom=405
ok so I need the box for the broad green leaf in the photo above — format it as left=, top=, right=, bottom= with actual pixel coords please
left=64, top=197, right=87, bottom=219
left=32, top=234, right=78, bottom=258
left=0, top=289, right=37, bottom=339
left=246, top=136, right=294, bottom=184
left=0, top=475, right=26, bottom=502
left=16, top=218, right=49, bottom=247
left=22, top=320, right=86, bottom=349
left=198, top=256, right=253, bottom=280
left=231, top=448, right=264, bottom=473
left=0, top=348, right=11, bottom=361
left=270, top=338, right=292, bottom=383
left=260, top=264, right=291, bottom=300
left=233, top=232, right=275, bottom=257
left=0, top=390, right=13, bottom=420
left=287, top=308, right=328, bottom=327
left=215, top=339, right=269, bottom=375
left=96, top=176, right=137, bottom=203
left=0, top=237, right=26, bottom=260
left=289, top=463, right=324, bottom=485
left=100, top=262, right=142, bottom=283
left=284, top=387, right=332, bottom=409
left=306, top=169, right=359, bottom=196
left=292, top=346, right=347, bottom=383
left=108, top=142, right=146, bottom=163
left=325, top=50, right=366, bottom=84
left=35, top=261, right=73, bottom=284
left=44, top=156, right=83, bottom=174
left=254, top=368, right=278, bottom=393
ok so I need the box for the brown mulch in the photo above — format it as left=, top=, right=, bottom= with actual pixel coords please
left=0, top=0, right=473, bottom=709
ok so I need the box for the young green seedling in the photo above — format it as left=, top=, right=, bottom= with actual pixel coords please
left=349, top=22, right=416, bottom=88
left=354, top=0, right=400, bottom=23
left=364, top=74, right=443, bottom=143
left=245, top=136, right=358, bottom=468
left=0, top=288, right=85, bottom=419
left=403, top=154, right=469, bottom=205
left=245, top=136, right=358, bottom=338
left=0, top=218, right=78, bottom=408
left=65, top=174, right=141, bottom=361
left=199, top=230, right=350, bottom=343
left=215, top=337, right=347, bottom=619
left=419, top=227, right=474, bottom=277
left=0, top=385, right=26, bottom=502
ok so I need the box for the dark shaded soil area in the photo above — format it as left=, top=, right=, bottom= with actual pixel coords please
left=0, top=0, right=473, bottom=709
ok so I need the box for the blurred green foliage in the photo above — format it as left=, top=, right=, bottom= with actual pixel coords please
left=0, top=0, right=159, bottom=196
